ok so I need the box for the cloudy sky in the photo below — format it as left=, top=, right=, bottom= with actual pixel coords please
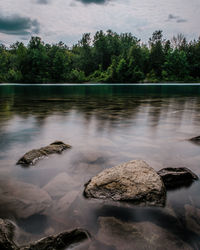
left=0, top=0, right=199, bottom=45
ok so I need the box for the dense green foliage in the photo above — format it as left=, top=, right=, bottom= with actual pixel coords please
left=0, top=30, right=200, bottom=83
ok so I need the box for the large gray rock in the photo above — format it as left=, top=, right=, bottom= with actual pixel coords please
left=17, top=141, right=71, bottom=166
left=97, top=217, right=192, bottom=250
left=157, top=167, right=198, bottom=189
left=84, top=160, right=166, bottom=206
left=0, top=179, right=52, bottom=219
left=0, top=219, right=19, bottom=250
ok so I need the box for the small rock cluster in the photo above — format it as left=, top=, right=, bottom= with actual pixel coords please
left=0, top=218, right=89, bottom=250
left=4, top=139, right=198, bottom=249
left=84, top=160, right=198, bottom=206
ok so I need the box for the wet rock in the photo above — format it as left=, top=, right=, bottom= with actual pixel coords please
left=0, top=179, right=51, bottom=219
left=43, top=173, right=78, bottom=199
left=97, top=217, right=192, bottom=250
left=0, top=218, right=19, bottom=250
left=157, top=167, right=198, bottom=189
left=84, top=160, right=166, bottom=207
left=185, top=204, right=200, bottom=236
left=17, top=141, right=71, bottom=166
left=0, top=218, right=89, bottom=250
left=189, top=135, right=200, bottom=145
left=21, top=228, right=90, bottom=250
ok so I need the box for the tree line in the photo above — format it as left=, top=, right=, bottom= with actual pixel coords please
left=0, top=30, right=200, bottom=83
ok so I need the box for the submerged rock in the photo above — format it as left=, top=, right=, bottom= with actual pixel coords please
left=84, top=160, right=166, bottom=206
left=0, top=179, right=51, bottom=219
left=43, top=172, right=78, bottom=199
left=97, top=217, right=192, bottom=250
left=0, top=218, right=18, bottom=250
left=188, top=135, right=200, bottom=145
left=185, top=204, right=200, bottom=236
left=17, top=141, right=71, bottom=166
left=0, top=218, right=89, bottom=250
left=157, top=167, right=198, bottom=189
left=21, top=228, right=90, bottom=250
left=50, top=191, right=79, bottom=219
left=77, top=149, right=105, bottom=164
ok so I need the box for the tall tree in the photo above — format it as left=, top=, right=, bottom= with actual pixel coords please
left=149, top=30, right=165, bottom=79
left=23, top=37, right=49, bottom=83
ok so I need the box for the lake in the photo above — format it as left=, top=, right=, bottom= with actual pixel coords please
left=0, top=84, right=200, bottom=249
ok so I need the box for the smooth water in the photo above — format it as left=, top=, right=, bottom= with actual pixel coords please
left=0, top=84, right=200, bottom=249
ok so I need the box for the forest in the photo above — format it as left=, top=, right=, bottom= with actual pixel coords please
left=0, top=30, right=200, bottom=83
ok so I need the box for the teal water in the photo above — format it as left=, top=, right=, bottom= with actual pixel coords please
left=0, top=84, right=200, bottom=249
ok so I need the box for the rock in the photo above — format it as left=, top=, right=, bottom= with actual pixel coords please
left=0, top=218, right=19, bottom=250
left=17, top=141, right=71, bottom=166
left=52, top=191, right=79, bottom=218
left=157, top=167, right=198, bottom=189
left=97, top=217, right=192, bottom=250
left=84, top=160, right=166, bottom=207
left=0, top=178, right=51, bottom=219
left=21, top=228, right=90, bottom=250
left=72, top=163, right=105, bottom=182
left=74, top=238, right=116, bottom=250
left=0, top=217, right=89, bottom=250
left=185, top=204, right=200, bottom=236
left=189, top=136, right=200, bottom=145
left=43, top=173, right=78, bottom=199
left=75, top=149, right=105, bottom=164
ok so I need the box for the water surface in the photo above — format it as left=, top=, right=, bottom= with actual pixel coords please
left=0, top=84, right=200, bottom=249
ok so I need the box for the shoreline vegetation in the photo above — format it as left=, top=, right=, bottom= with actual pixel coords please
left=0, top=30, right=200, bottom=84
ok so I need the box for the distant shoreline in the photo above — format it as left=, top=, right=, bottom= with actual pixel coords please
left=1, top=82, right=200, bottom=86
left=1, top=30, right=200, bottom=85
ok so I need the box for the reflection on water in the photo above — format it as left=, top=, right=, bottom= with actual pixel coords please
left=0, top=84, right=200, bottom=249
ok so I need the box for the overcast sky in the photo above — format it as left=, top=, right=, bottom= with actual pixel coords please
left=0, top=0, right=199, bottom=46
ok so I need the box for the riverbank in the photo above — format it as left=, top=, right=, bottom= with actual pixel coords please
left=0, top=31, right=200, bottom=84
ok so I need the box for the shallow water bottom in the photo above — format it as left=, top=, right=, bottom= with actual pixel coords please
left=0, top=84, right=200, bottom=249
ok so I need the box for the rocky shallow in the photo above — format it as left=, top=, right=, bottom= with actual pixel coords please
left=1, top=142, right=200, bottom=249
left=0, top=178, right=51, bottom=219
left=97, top=216, right=192, bottom=250
left=0, top=218, right=89, bottom=250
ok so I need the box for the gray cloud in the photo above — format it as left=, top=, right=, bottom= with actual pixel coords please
left=36, top=0, right=108, bottom=4
left=77, top=0, right=109, bottom=5
left=36, top=0, right=49, bottom=4
left=0, top=15, right=40, bottom=35
left=168, top=14, right=179, bottom=20
left=177, top=18, right=187, bottom=23
left=167, top=14, right=187, bottom=23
